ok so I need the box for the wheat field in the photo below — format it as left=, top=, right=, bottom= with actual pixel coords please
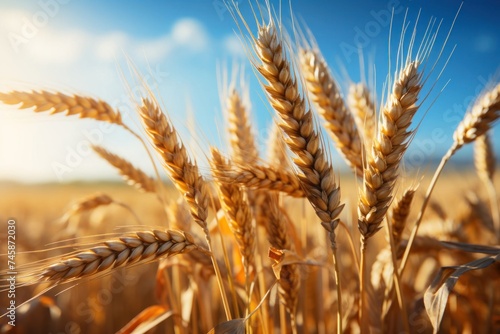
left=1, top=2, right=499, bottom=334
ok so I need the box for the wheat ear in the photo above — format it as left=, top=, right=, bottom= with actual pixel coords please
left=391, top=187, right=417, bottom=247
left=226, top=88, right=259, bottom=164
left=222, top=163, right=304, bottom=198
left=263, top=199, right=300, bottom=323
left=300, top=49, right=363, bottom=176
left=0, top=90, right=122, bottom=124
left=400, top=82, right=500, bottom=273
left=358, top=61, right=422, bottom=243
left=251, top=17, right=343, bottom=331
left=92, top=145, right=157, bottom=193
left=267, top=122, right=290, bottom=169
left=475, top=133, right=495, bottom=182
left=348, top=82, right=376, bottom=144
left=254, top=20, right=343, bottom=249
left=453, top=83, right=500, bottom=149
left=139, top=97, right=210, bottom=237
left=210, top=148, right=256, bottom=280
left=59, top=193, right=113, bottom=224
left=475, top=132, right=500, bottom=242
left=37, top=229, right=205, bottom=284
left=357, top=61, right=421, bottom=329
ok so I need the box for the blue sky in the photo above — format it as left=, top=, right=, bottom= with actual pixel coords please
left=0, top=0, right=498, bottom=183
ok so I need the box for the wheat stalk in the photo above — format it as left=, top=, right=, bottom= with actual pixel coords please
left=37, top=229, right=205, bottom=284
left=139, top=97, right=210, bottom=237
left=300, top=49, right=363, bottom=176
left=348, top=82, right=376, bottom=144
left=400, top=82, right=500, bottom=274
left=253, top=20, right=343, bottom=249
left=250, top=16, right=344, bottom=331
left=358, top=61, right=422, bottom=243
left=92, top=145, right=157, bottom=193
left=0, top=90, right=123, bottom=124
left=357, top=61, right=421, bottom=330
left=210, top=148, right=256, bottom=281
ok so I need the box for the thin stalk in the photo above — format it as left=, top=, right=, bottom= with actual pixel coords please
left=122, top=124, right=170, bottom=214
left=279, top=302, right=287, bottom=334
left=399, top=144, right=457, bottom=274
left=208, top=241, right=232, bottom=321
left=115, top=202, right=143, bottom=225
left=385, top=218, right=410, bottom=333
left=358, top=243, right=366, bottom=332
left=210, top=216, right=235, bottom=321
left=332, top=249, right=343, bottom=333
left=485, top=180, right=500, bottom=242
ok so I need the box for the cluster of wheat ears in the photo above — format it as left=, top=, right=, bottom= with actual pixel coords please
left=1, top=3, right=499, bottom=334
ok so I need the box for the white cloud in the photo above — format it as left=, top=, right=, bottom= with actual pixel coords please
left=223, top=34, right=246, bottom=57
left=0, top=9, right=210, bottom=67
left=171, top=18, right=209, bottom=51
left=95, top=31, right=130, bottom=62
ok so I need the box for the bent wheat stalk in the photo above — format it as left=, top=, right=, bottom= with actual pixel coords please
left=400, top=82, right=500, bottom=274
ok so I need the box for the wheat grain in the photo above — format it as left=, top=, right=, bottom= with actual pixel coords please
left=38, top=229, right=205, bottom=284
left=92, top=145, right=157, bottom=193
left=358, top=61, right=422, bottom=242
left=300, top=49, right=363, bottom=176
left=0, top=90, right=122, bottom=124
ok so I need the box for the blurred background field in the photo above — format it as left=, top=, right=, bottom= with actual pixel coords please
left=1, top=167, right=498, bottom=333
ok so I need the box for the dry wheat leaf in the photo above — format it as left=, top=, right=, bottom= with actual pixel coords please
left=116, top=305, right=172, bottom=334
left=424, top=252, right=500, bottom=333
left=268, top=247, right=322, bottom=279
left=439, top=240, right=500, bottom=254
left=207, top=318, right=246, bottom=334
